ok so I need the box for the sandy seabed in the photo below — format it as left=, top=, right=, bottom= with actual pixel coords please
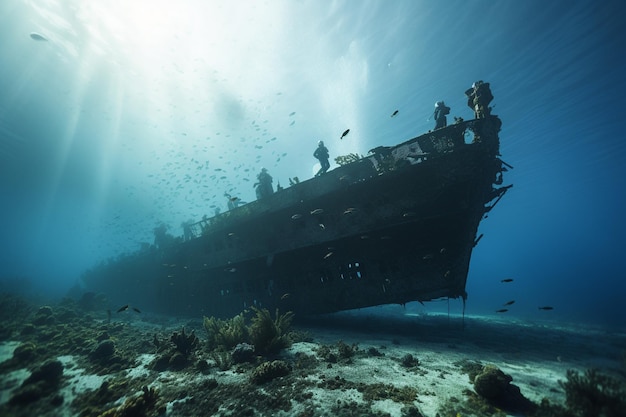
left=1, top=296, right=624, bottom=417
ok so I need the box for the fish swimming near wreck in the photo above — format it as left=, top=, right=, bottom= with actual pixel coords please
left=500, top=278, right=514, bottom=283
left=30, top=32, right=48, bottom=41
left=503, top=300, right=515, bottom=306
left=496, top=309, right=508, bottom=313
left=391, top=110, right=399, bottom=117
left=340, top=129, right=350, bottom=139
left=117, top=304, right=141, bottom=313
left=538, top=306, right=554, bottom=310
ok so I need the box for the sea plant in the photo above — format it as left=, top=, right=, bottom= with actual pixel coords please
left=248, top=307, right=294, bottom=355
left=559, top=368, right=626, bottom=417
left=203, top=312, right=248, bottom=350
left=170, top=327, right=199, bottom=356
left=334, top=153, right=363, bottom=166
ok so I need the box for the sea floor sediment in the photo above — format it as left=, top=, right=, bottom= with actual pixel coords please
left=1, top=294, right=624, bottom=417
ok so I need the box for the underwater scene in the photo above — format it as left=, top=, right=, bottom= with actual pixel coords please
left=1, top=1, right=625, bottom=416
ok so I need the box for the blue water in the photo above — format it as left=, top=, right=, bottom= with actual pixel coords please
left=0, top=1, right=624, bottom=326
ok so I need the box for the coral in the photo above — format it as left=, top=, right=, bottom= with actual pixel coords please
left=336, top=340, right=357, bottom=360
left=203, top=312, right=248, bottom=350
left=12, top=342, right=37, bottom=362
left=250, top=360, right=291, bottom=384
left=249, top=307, right=294, bottom=355
left=209, top=349, right=233, bottom=371
left=96, top=385, right=162, bottom=417
left=24, top=359, right=64, bottom=385
left=360, top=383, right=417, bottom=404
left=559, top=368, right=626, bottom=417
left=399, top=353, right=420, bottom=368
left=170, top=327, right=199, bottom=356
left=9, top=359, right=64, bottom=406
left=33, top=305, right=55, bottom=325
left=473, top=365, right=512, bottom=400
left=231, top=342, right=255, bottom=364
left=473, top=365, right=536, bottom=414
left=315, top=344, right=337, bottom=363
left=367, top=346, right=384, bottom=357
left=91, top=340, right=116, bottom=361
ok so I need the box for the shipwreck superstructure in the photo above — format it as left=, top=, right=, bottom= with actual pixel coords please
left=82, top=99, right=510, bottom=318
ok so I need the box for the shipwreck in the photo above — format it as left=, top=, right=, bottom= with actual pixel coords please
left=82, top=87, right=511, bottom=318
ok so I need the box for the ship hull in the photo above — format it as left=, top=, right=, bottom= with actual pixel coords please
left=82, top=117, right=508, bottom=318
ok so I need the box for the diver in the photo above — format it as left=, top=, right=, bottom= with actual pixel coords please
left=254, top=168, right=274, bottom=199
left=464, top=80, right=493, bottom=118
left=313, top=140, right=330, bottom=176
left=225, top=193, right=242, bottom=210
left=433, top=101, right=450, bottom=130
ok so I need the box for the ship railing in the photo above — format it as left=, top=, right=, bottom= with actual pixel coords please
left=184, top=117, right=500, bottom=240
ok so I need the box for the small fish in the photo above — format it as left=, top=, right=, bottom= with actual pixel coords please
left=501, top=278, right=514, bottom=283
left=323, top=252, right=333, bottom=259
left=319, top=223, right=325, bottom=230
left=225, top=267, right=237, bottom=273
left=391, top=110, right=399, bottom=117
left=538, top=306, right=554, bottom=310
left=229, top=196, right=239, bottom=201
left=343, top=207, right=357, bottom=214
left=403, top=212, right=416, bottom=217
left=116, top=304, right=129, bottom=313
left=340, top=129, right=350, bottom=139
left=281, top=293, right=290, bottom=300
left=132, top=307, right=142, bottom=313
left=291, top=214, right=303, bottom=220
left=503, top=300, right=515, bottom=306
left=310, top=208, right=324, bottom=215
left=422, top=253, right=434, bottom=260
left=496, top=309, right=508, bottom=313
left=30, top=32, right=47, bottom=41
left=289, top=111, right=296, bottom=116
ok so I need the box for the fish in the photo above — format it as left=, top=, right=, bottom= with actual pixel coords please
left=538, top=306, right=554, bottom=310
left=30, top=32, right=48, bottom=41
left=500, top=278, right=514, bottom=283
left=310, top=208, right=324, bottom=215
left=496, top=309, right=509, bottom=313
left=116, top=305, right=129, bottom=313
left=281, top=293, right=290, bottom=300
left=391, top=110, right=399, bottom=117
left=343, top=207, right=357, bottom=214
left=319, top=223, right=325, bottom=230
left=503, top=300, right=515, bottom=306
left=291, top=214, right=303, bottom=220
left=323, top=252, right=333, bottom=259
left=340, top=129, right=350, bottom=139
left=289, top=112, right=296, bottom=116
left=132, top=307, right=142, bottom=313
left=225, top=267, right=237, bottom=273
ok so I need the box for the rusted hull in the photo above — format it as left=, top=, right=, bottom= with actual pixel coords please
left=82, top=116, right=508, bottom=318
